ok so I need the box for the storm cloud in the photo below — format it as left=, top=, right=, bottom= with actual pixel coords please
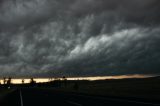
left=0, top=0, right=160, bottom=77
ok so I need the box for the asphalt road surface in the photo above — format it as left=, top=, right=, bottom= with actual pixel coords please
left=1, top=88, right=160, bottom=106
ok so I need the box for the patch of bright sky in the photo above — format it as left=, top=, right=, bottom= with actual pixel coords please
left=0, top=74, right=155, bottom=84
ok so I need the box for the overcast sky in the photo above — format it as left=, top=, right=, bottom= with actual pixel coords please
left=0, top=0, right=160, bottom=77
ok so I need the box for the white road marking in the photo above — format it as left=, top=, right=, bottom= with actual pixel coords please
left=66, top=100, right=82, bottom=106
left=20, top=90, right=24, bottom=106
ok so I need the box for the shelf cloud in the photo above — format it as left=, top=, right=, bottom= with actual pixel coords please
left=0, top=0, right=160, bottom=77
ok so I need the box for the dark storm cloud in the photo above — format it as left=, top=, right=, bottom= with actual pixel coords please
left=0, top=0, right=160, bottom=77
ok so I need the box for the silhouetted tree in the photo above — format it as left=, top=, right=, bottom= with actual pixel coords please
left=3, top=77, right=6, bottom=84
left=62, top=76, right=66, bottom=80
left=6, top=77, right=12, bottom=88
left=30, top=78, right=36, bottom=87
left=49, top=78, right=53, bottom=82
left=22, top=79, right=25, bottom=84
left=7, top=77, right=12, bottom=85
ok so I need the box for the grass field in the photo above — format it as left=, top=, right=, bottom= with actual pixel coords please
left=59, top=77, right=160, bottom=101
left=0, top=76, right=160, bottom=102
left=0, top=88, right=15, bottom=102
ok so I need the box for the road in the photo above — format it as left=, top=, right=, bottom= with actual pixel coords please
left=1, top=88, right=160, bottom=106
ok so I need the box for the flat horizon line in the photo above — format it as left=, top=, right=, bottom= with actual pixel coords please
left=0, top=74, right=158, bottom=79
left=0, top=74, right=158, bottom=84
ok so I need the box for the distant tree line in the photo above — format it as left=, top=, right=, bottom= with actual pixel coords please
left=0, top=76, right=79, bottom=90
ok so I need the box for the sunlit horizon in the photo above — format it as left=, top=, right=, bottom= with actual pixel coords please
left=0, top=74, right=156, bottom=84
